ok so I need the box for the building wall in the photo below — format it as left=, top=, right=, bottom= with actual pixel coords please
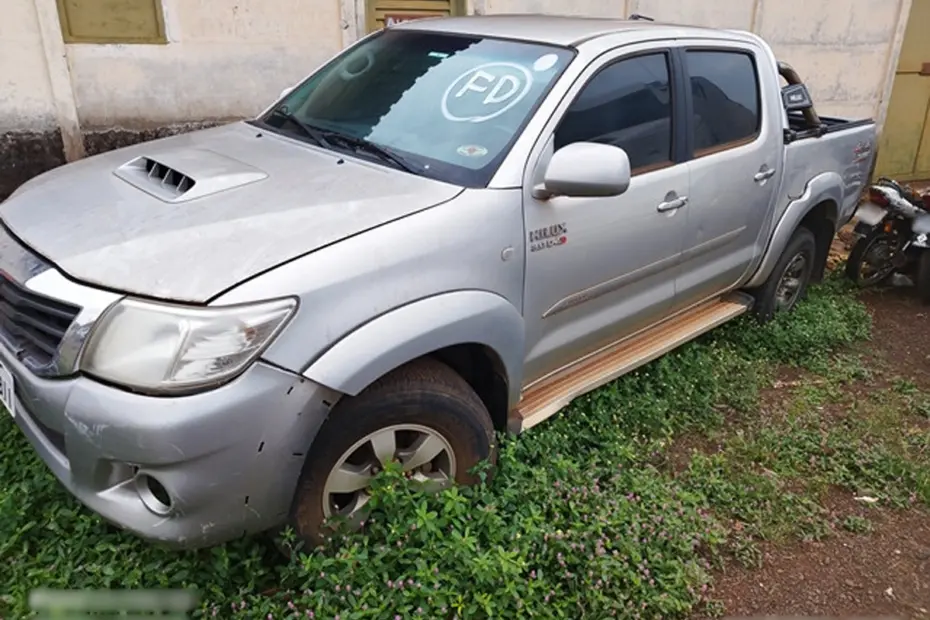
left=0, top=0, right=914, bottom=197
left=68, top=0, right=343, bottom=129
left=0, top=0, right=56, bottom=133
left=487, top=0, right=909, bottom=122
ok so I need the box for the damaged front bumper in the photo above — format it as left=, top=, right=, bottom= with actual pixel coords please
left=0, top=234, right=333, bottom=548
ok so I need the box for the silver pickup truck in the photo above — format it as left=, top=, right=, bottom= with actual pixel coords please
left=0, top=15, right=876, bottom=549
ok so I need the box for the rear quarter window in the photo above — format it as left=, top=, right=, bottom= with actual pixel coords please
left=685, top=50, right=761, bottom=156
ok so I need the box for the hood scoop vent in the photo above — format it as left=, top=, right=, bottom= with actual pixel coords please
left=144, top=157, right=195, bottom=194
left=113, top=149, right=267, bottom=203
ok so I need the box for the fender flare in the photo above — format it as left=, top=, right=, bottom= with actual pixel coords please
left=745, top=171, right=843, bottom=289
left=302, top=290, right=526, bottom=407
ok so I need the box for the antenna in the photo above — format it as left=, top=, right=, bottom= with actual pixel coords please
left=629, top=13, right=654, bottom=21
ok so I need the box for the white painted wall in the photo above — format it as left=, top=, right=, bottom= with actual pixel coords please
left=69, top=0, right=344, bottom=128
left=0, top=0, right=913, bottom=151
left=0, top=0, right=56, bottom=132
left=486, top=0, right=911, bottom=121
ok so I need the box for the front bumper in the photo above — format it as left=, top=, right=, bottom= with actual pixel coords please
left=5, top=340, right=334, bottom=548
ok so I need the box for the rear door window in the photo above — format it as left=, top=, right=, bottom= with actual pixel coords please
left=685, top=50, right=761, bottom=156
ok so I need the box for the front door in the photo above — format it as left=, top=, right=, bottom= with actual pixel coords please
left=521, top=47, right=689, bottom=385
left=673, top=43, right=782, bottom=311
left=874, top=0, right=930, bottom=180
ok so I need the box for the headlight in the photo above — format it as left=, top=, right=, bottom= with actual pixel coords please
left=81, top=297, right=297, bottom=394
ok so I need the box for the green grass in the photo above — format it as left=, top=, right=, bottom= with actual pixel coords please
left=2, top=275, right=927, bottom=619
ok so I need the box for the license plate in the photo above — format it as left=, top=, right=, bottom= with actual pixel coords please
left=855, top=201, right=888, bottom=226
left=0, top=362, right=15, bottom=418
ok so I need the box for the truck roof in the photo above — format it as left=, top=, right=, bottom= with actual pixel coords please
left=391, top=14, right=754, bottom=48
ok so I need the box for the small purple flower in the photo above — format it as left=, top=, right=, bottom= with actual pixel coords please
left=306, top=612, right=314, bottom=618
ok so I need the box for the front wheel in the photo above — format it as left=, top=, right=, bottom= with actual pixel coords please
left=289, top=358, right=496, bottom=549
left=845, top=228, right=897, bottom=287
left=751, top=227, right=817, bottom=322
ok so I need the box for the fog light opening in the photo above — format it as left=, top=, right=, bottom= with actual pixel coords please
left=135, top=473, right=174, bottom=516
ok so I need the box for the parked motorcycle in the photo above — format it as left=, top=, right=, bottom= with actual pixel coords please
left=844, top=177, right=930, bottom=303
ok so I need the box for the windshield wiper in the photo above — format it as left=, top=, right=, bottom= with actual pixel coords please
left=316, top=128, right=418, bottom=174
left=269, top=109, right=332, bottom=149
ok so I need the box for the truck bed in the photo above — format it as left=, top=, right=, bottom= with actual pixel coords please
left=781, top=112, right=877, bottom=225
left=786, top=111, right=875, bottom=139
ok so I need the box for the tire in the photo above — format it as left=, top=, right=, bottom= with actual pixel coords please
left=288, top=357, right=496, bottom=549
left=844, top=229, right=897, bottom=287
left=916, top=251, right=930, bottom=305
left=751, top=226, right=817, bottom=322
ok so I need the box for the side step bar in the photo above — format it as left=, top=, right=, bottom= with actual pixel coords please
left=507, top=292, right=754, bottom=434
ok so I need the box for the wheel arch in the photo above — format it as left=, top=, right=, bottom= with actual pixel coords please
left=302, top=291, right=525, bottom=430
left=746, top=172, right=842, bottom=289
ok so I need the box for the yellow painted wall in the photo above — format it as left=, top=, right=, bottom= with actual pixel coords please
left=874, top=0, right=930, bottom=179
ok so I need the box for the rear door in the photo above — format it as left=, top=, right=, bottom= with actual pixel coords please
left=672, top=42, right=784, bottom=312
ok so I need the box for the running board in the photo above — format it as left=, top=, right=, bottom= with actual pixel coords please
left=508, top=292, right=754, bottom=434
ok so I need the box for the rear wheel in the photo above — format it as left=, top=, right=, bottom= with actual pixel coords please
left=288, top=358, right=496, bottom=549
left=751, top=227, right=817, bottom=322
left=845, top=228, right=897, bottom=287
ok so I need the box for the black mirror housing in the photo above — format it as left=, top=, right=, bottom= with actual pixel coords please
left=782, top=83, right=813, bottom=112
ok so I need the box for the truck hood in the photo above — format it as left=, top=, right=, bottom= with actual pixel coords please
left=0, top=122, right=463, bottom=302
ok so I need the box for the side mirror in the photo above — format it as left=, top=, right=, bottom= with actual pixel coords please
left=534, top=142, right=631, bottom=200
left=781, top=83, right=813, bottom=112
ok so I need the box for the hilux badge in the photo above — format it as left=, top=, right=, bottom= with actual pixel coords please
left=529, top=223, right=568, bottom=252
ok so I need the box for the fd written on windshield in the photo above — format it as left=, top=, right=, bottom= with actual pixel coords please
left=262, top=30, right=575, bottom=186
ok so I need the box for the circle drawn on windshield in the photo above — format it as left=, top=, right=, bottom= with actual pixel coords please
left=441, top=62, right=534, bottom=123
left=533, top=54, right=559, bottom=72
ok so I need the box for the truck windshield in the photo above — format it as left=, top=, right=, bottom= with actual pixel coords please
left=257, top=29, right=574, bottom=187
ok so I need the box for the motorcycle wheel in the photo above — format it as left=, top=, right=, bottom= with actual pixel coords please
left=845, top=229, right=897, bottom=287
left=916, top=251, right=930, bottom=304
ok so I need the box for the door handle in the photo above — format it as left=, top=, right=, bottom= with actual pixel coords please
left=657, top=195, right=688, bottom=212
left=754, top=167, right=776, bottom=182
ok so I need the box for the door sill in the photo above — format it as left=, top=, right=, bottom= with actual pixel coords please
left=507, top=292, right=755, bottom=434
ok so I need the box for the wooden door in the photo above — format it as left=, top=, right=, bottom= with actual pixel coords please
left=875, top=0, right=930, bottom=180
left=366, top=0, right=465, bottom=33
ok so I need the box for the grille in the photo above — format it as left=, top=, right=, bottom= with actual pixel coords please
left=0, top=273, right=81, bottom=369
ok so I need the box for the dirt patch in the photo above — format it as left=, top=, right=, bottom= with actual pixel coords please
left=1, top=120, right=234, bottom=201
left=860, top=288, right=930, bottom=390
left=0, top=129, right=66, bottom=201
left=82, top=120, right=230, bottom=157
left=699, top=291, right=930, bottom=618
left=705, top=505, right=930, bottom=618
